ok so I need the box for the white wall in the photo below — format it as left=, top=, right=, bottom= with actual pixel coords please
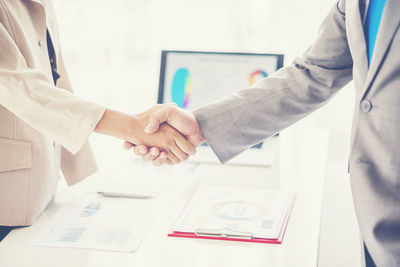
left=53, top=0, right=360, bottom=266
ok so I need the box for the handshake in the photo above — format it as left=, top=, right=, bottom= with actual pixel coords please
left=125, top=104, right=206, bottom=166
left=95, top=103, right=205, bottom=166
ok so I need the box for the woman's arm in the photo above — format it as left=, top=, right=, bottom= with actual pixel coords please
left=0, top=20, right=194, bottom=162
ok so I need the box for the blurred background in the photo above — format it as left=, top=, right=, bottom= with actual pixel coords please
left=53, top=0, right=360, bottom=266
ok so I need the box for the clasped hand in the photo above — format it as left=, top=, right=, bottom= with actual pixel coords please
left=124, top=104, right=205, bottom=166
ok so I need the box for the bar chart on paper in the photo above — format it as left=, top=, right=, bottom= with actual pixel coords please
left=51, top=227, right=86, bottom=243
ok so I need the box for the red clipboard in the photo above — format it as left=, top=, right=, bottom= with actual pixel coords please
left=168, top=194, right=296, bottom=244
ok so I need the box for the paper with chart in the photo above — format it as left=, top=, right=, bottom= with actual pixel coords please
left=31, top=196, right=156, bottom=252
left=173, top=185, right=295, bottom=239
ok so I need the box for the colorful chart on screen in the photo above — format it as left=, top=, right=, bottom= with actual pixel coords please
left=171, top=68, right=192, bottom=108
left=163, top=52, right=279, bottom=111
left=249, top=69, right=268, bottom=85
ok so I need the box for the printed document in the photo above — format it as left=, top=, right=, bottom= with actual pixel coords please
left=173, top=185, right=295, bottom=239
left=31, top=196, right=156, bottom=252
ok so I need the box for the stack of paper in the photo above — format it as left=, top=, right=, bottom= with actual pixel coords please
left=169, top=185, right=296, bottom=244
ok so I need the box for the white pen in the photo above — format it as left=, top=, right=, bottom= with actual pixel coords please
left=97, top=191, right=153, bottom=199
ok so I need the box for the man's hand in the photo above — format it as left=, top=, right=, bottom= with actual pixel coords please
left=123, top=104, right=206, bottom=166
left=144, top=104, right=205, bottom=146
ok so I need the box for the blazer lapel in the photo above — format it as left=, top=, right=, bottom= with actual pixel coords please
left=347, top=0, right=369, bottom=82
left=44, top=1, right=61, bottom=58
left=363, top=0, right=400, bottom=96
left=23, top=0, right=60, bottom=57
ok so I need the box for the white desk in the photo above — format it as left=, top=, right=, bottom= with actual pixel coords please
left=0, top=129, right=329, bottom=267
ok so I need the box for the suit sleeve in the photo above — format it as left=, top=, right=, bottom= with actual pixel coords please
left=0, top=21, right=105, bottom=155
left=193, top=0, right=353, bottom=163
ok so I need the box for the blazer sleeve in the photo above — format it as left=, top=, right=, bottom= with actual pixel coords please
left=0, top=22, right=105, bottom=155
left=193, top=0, right=353, bottom=163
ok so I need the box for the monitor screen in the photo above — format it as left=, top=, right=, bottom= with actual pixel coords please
left=158, top=50, right=284, bottom=149
left=158, top=50, right=283, bottom=110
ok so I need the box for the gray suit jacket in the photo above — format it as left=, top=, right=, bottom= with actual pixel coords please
left=194, top=0, right=400, bottom=266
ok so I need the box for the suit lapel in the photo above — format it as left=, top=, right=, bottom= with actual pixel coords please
left=23, top=0, right=60, bottom=57
left=363, top=0, right=400, bottom=96
left=347, top=0, right=369, bottom=82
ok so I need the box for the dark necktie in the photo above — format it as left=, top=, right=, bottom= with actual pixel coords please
left=46, top=29, right=61, bottom=85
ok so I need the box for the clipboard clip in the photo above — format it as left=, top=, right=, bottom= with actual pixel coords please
left=195, top=228, right=254, bottom=240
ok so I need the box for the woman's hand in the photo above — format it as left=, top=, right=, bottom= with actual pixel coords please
left=94, top=107, right=196, bottom=163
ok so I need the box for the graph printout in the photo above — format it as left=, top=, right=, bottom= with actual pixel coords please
left=173, top=186, right=294, bottom=239
left=31, top=196, right=156, bottom=252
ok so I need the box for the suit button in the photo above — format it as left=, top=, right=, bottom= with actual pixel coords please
left=360, top=100, right=372, bottom=113
left=38, top=40, right=43, bottom=47
left=53, top=141, right=56, bottom=148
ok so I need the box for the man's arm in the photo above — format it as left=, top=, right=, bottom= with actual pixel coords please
left=133, top=0, right=352, bottom=164
left=194, top=0, right=352, bottom=163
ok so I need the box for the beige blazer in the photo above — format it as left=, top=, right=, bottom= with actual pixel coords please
left=0, top=0, right=105, bottom=226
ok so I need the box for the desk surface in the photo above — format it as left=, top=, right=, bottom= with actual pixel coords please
left=0, top=129, right=329, bottom=267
